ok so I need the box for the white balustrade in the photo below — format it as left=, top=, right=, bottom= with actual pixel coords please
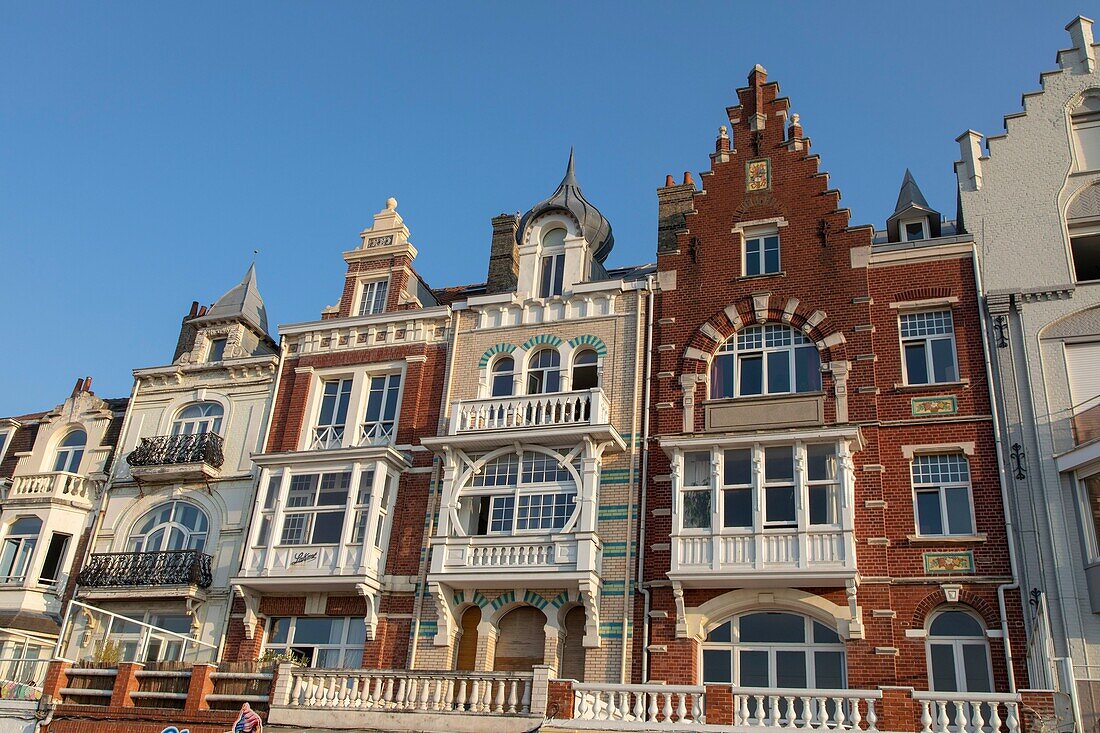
left=731, top=687, right=881, bottom=731
left=913, top=691, right=1021, bottom=733
left=673, top=529, right=854, bottom=578
left=8, top=472, right=96, bottom=506
left=573, top=683, right=706, bottom=726
left=450, top=388, right=610, bottom=434
left=470, top=541, right=554, bottom=567
left=284, top=668, right=533, bottom=715
left=310, top=425, right=345, bottom=450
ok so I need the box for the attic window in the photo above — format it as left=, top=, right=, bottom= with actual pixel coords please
left=1072, top=93, right=1100, bottom=172
left=206, top=337, right=227, bottom=363
left=901, top=219, right=929, bottom=243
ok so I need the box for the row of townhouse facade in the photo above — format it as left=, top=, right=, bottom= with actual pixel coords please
left=2, top=15, right=1100, bottom=733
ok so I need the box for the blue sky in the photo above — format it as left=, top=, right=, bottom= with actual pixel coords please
left=0, top=1, right=1090, bottom=414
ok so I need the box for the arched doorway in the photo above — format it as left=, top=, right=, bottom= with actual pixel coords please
left=493, top=607, right=544, bottom=672
left=559, top=606, right=586, bottom=681
left=455, top=606, right=480, bottom=671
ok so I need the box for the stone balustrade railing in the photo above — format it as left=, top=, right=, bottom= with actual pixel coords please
left=7, top=472, right=96, bottom=506
left=283, top=668, right=534, bottom=715
left=573, top=682, right=706, bottom=726
left=450, top=388, right=610, bottom=434
left=730, top=686, right=882, bottom=730
left=913, top=691, right=1021, bottom=733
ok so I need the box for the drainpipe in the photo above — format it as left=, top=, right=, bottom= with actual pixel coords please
left=972, top=244, right=1019, bottom=692
left=636, top=275, right=657, bottom=682
left=620, top=281, right=646, bottom=682
left=215, top=335, right=286, bottom=662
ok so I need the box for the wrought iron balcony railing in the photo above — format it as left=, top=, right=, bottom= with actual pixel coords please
left=78, top=550, right=213, bottom=589
left=126, top=433, right=225, bottom=469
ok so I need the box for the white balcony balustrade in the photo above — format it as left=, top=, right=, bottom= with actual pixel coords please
left=310, top=426, right=345, bottom=450
left=672, top=527, right=856, bottom=583
left=431, top=533, right=597, bottom=583
left=7, top=472, right=97, bottom=508
left=243, top=543, right=381, bottom=579
left=449, top=388, right=610, bottom=435
left=730, top=687, right=881, bottom=730
left=572, top=683, right=706, bottom=726
left=358, top=422, right=394, bottom=446
left=914, top=691, right=1021, bottom=733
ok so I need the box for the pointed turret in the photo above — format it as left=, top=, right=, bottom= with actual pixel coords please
left=886, top=169, right=942, bottom=242
left=518, top=150, right=615, bottom=263
left=198, top=263, right=271, bottom=337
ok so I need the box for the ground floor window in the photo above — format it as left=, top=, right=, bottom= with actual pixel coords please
left=701, top=611, right=846, bottom=688
left=927, top=610, right=993, bottom=693
left=264, top=616, right=365, bottom=668
left=104, top=611, right=193, bottom=662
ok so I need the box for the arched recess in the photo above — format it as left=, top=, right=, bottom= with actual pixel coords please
left=155, top=391, right=232, bottom=436
left=911, top=589, right=999, bottom=631
left=109, top=490, right=228, bottom=554
left=493, top=606, right=547, bottom=673
left=455, top=605, right=481, bottom=671
left=559, top=605, right=587, bottom=681
left=682, top=588, right=859, bottom=642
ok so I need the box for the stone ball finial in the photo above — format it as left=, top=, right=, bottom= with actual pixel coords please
left=792, top=114, right=801, bottom=125
left=719, top=125, right=728, bottom=137
left=386, top=197, right=398, bottom=211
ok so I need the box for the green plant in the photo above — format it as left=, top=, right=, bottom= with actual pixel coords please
left=92, top=640, right=122, bottom=665
left=258, top=649, right=307, bottom=667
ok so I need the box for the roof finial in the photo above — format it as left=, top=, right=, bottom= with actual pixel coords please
left=562, top=147, right=577, bottom=186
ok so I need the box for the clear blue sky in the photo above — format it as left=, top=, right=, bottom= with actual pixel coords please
left=0, top=1, right=1090, bottom=414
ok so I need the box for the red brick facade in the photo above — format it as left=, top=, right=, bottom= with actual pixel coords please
left=637, top=65, right=1028, bottom=698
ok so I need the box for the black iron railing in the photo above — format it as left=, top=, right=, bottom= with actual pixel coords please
left=78, top=550, right=213, bottom=588
left=126, top=433, right=225, bottom=469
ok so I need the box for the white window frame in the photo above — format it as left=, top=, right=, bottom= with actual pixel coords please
left=675, top=441, right=844, bottom=536
left=526, top=349, right=563, bottom=395
left=910, top=453, right=976, bottom=537
left=262, top=616, right=366, bottom=669
left=1076, top=467, right=1100, bottom=562
left=925, top=609, right=994, bottom=694
left=0, top=516, right=41, bottom=585
left=900, top=218, right=930, bottom=243
left=205, top=336, right=228, bottom=363
left=359, top=372, right=402, bottom=446
left=1072, top=101, right=1100, bottom=173
left=458, top=451, right=579, bottom=537
left=710, top=325, right=821, bottom=400
left=742, top=229, right=781, bottom=277
left=357, top=278, right=390, bottom=316
left=0, top=429, right=11, bottom=466
left=311, top=378, right=354, bottom=450
left=489, top=355, right=516, bottom=398
left=52, top=430, right=87, bottom=473
left=699, top=611, right=847, bottom=687
left=899, top=309, right=959, bottom=386
left=126, top=501, right=210, bottom=552
left=279, top=471, right=353, bottom=546
left=171, top=402, right=224, bottom=436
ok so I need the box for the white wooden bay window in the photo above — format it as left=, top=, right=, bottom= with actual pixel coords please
left=455, top=451, right=579, bottom=537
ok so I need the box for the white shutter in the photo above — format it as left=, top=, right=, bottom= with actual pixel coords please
left=1065, top=342, right=1100, bottom=409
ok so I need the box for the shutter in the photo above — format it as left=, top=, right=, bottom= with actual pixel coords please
left=1066, top=342, right=1100, bottom=408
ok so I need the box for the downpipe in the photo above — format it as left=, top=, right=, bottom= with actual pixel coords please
left=636, top=275, right=656, bottom=682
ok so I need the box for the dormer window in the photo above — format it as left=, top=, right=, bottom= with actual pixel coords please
left=901, top=219, right=929, bottom=242
left=206, top=337, right=227, bottom=363
left=744, top=231, right=780, bottom=276
left=358, top=279, right=389, bottom=316
left=1072, top=92, right=1100, bottom=172
left=53, top=430, right=86, bottom=473
left=539, top=228, right=567, bottom=298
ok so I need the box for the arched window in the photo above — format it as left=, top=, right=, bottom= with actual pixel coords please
left=571, top=349, right=599, bottom=391
left=127, top=502, right=209, bottom=553
left=0, top=517, right=42, bottom=583
left=539, top=228, right=567, bottom=298
left=53, top=430, right=86, bottom=473
left=527, top=350, right=562, bottom=394
left=927, top=610, right=992, bottom=693
left=701, top=611, right=845, bottom=688
left=711, top=325, right=821, bottom=399
left=456, top=451, right=577, bottom=537
left=172, top=403, right=224, bottom=436
left=491, top=357, right=515, bottom=398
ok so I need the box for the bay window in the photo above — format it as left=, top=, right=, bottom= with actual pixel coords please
left=457, top=451, right=578, bottom=536
left=676, top=442, right=843, bottom=534
left=280, top=472, right=350, bottom=545
left=711, top=325, right=821, bottom=399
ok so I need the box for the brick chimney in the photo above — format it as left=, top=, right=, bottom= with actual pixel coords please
left=657, top=175, right=697, bottom=255
left=1066, top=16, right=1096, bottom=73
left=955, top=130, right=984, bottom=192
left=173, top=301, right=202, bottom=362
left=485, top=213, right=520, bottom=295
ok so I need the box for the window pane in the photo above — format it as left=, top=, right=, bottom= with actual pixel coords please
left=703, top=649, right=732, bottom=683
left=961, top=644, right=992, bottom=692
left=916, top=490, right=944, bottom=535
left=739, top=613, right=805, bottom=643
left=540, top=256, right=553, bottom=298
left=280, top=514, right=307, bottom=544
left=807, top=445, right=837, bottom=481
left=745, top=239, right=761, bottom=277
left=809, top=486, right=832, bottom=525
left=553, top=254, right=565, bottom=296
left=311, top=512, right=344, bottom=544
left=317, top=473, right=350, bottom=506
left=794, top=346, right=821, bottom=392
left=723, top=449, right=751, bottom=485
left=723, top=488, right=752, bottom=528
left=904, top=343, right=929, bottom=384
left=764, top=447, right=794, bottom=482
left=930, top=612, right=985, bottom=638
left=712, top=354, right=736, bottom=399
left=766, top=350, right=791, bottom=393
left=739, top=650, right=769, bottom=687
left=766, top=487, right=796, bottom=525
left=815, top=651, right=845, bottom=689
left=945, top=487, right=974, bottom=535
left=763, top=236, right=780, bottom=273
left=683, top=490, right=712, bottom=529
left=739, top=355, right=763, bottom=395
left=706, top=621, right=732, bottom=642
left=929, top=644, right=959, bottom=692
left=776, top=650, right=808, bottom=688
left=683, top=452, right=711, bottom=487
left=931, top=338, right=957, bottom=382
left=813, top=622, right=842, bottom=644
left=294, top=618, right=341, bottom=645
left=268, top=618, right=290, bottom=644
left=905, top=221, right=926, bottom=241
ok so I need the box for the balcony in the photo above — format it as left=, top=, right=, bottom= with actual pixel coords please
left=6, top=472, right=97, bottom=509
left=77, top=550, right=213, bottom=600
left=126, top=433, right=224, bottom=483
left=429, top=532, right=599, bottom=588
left=427, top=388, right=622, bottom=452
left=670, top=528, right=857, bottom=587
left=236, top=542, right=385, bottom=593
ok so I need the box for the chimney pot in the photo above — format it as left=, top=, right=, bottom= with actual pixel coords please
left=683, top=171, right=694, bottom=186
left=665, top=174, right=675, bottom=187
left=83, top=376, right=92, bottom=393
left=71, top=378, right=83, bottom=397
left=188, top=301, right=199, bottom=317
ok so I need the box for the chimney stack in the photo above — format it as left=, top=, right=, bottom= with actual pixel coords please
left=485, top=213, right=521, bottom=295
left=1067, top=16, right=1096, bottom=72
left=956, top=130, right=984, bottom=192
